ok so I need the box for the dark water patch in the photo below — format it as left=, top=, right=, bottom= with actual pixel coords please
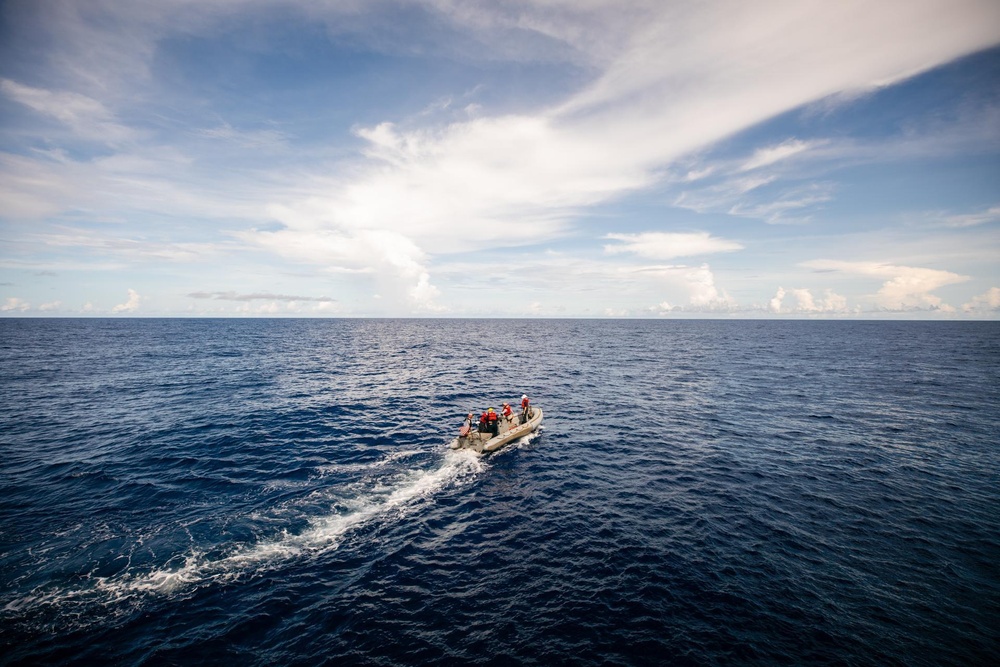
left=1, top=319, right=998, bottom=666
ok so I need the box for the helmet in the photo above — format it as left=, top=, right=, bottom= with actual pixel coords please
left=488, top=407, right=495, bottom=412
left=521, top=394, right=528, bottom=400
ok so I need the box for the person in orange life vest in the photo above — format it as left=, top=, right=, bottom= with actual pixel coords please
left=486, top=407, right=499, bottom=436
left=501, top=402, right=513, bottom=423
left=520, top=394, right=530, bottom=423
left=479, top=410, right=490, bottom=433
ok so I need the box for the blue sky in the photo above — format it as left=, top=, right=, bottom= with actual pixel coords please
left=1, top=0, right=999, bottom=318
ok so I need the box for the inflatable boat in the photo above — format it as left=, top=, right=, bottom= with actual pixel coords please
left=450, top=406, right=543, bottom=454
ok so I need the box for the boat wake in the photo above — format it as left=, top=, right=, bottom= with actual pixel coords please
left=3, top=447, right=484, bottom=625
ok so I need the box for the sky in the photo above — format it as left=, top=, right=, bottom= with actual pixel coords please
left=1, top=0, right=999, bottom=318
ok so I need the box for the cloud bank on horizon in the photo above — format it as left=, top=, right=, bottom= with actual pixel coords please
left=1, top=0, right=998, bottom=317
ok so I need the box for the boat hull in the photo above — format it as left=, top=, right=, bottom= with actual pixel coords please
left=450, top=407, right=543, bottom=454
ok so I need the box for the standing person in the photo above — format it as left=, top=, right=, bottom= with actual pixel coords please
left=460, top=413, right=474, bottom=435
left=486, top=407, right=499, bottom=436
left=479, top=409, right=490, bottom=433
left=520, top=394, right=530, bottom=423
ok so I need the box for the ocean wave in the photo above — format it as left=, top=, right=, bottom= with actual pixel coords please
left=3, top=447, right=484, bottom=622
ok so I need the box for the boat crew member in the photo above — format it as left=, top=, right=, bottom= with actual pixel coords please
left=520, top=394, right=530, bottom=423
left=479, top=410, right=490, bottom=433
left=501, top=402, right=513, bottom=422
left=487, top=407, right=499, bottom=436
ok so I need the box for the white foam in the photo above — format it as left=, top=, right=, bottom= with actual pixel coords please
left=316, top=449, right=424, bottom=476
left=495, top=426, right=543, bottom=455
left=81, top=447, right=484, bottom=602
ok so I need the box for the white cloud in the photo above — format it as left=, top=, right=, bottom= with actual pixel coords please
left=36, top=228, right=225, bottom=263
left=816, top=289, right=848, bottom=312
left=803, top=260, right=969, bottom=310
left=2, top=1, right=999, bottom=317
left=0, top=152, right=100, bottom=219
left=963, top=287, right=1000, bottom=312
left=604, top=232, right=743, bottom=260
left=2, top=297, right=30, bottom=312
left=769, top=287, right=786, bottom=313
left=675, top=170, right=834, bottom=224
left=39, top=300, right=63, bottom=311
left=228, top=299, right=339, bottom=316
left=635, top=263, right=738, bottom=310
left=1, top=79, right=136, bottom=145
left=187, top=291, right=335, bottom=303
left=196, top=123, right=290, bottom=151
left=727, top=184, right=834, bottom=224
left=247, top=0, right=999, bottom=301
left=683, top=167, right=715, bottom=182
left=239, top=226, right=445, bottom=312
left=944, top=206, right=1000, bottom=228
left=0, top=146, right=268, bottom=225
left=651, top=301, right=676, bottom=315
left=683, top=265, right=738, bottom=310
left=111, top=288, right=141, bottom=313
left=769, top=286, right=849, bottom=313
left=552, top=0, right=1000, bottom=123
left=673, top=176, right=776, bottom=215
left=342, top=116, right=651, bottom=245
left=741, top=139, right=820, bottom=171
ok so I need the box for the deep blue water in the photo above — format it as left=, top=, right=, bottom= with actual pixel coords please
left=1, top=318, right=998, bottom=666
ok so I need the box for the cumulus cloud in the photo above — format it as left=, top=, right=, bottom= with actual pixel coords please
left=803, top=260, right=969, bottom=310
left=604, top=231, right=743, bottom=260
left=239, top=226, right=444, bottom=312
left=227, top=300, right=339, bottom=316
left=2, top=297, right=30, bottom=312
left=111, top=288, right=141, bottom=313
left=769, top=287, right=786, bottom=313
left=650, top=301, right=677, bottom=315
left=963, top=287, right=1000, bottom=312
left=769, top=286, right=849, bottom=313
left=813, top=289, right=848, bottom=312
left=636, top=264, right=738, bottom=311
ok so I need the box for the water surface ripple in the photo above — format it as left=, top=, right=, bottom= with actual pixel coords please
left=1, top=319, right=998, bottom=665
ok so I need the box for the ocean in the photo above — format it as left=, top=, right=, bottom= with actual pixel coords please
left=1, top=318, right=998, bottom=666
